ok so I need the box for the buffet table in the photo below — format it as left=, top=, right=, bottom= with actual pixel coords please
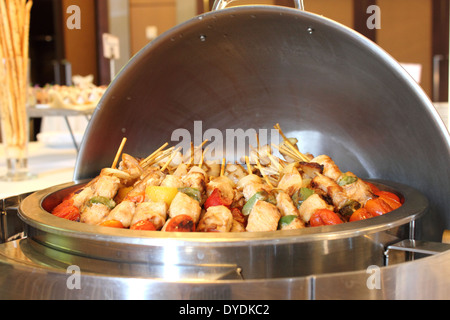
left=0, top=142, right=76, bottom=199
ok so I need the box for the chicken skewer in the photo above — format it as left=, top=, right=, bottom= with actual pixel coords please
left=52, top=124, right=402, bottom=232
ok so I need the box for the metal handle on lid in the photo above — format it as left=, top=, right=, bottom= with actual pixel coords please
left=212, top=0, right=304, bottom=11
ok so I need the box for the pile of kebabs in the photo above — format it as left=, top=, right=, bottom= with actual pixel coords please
left=51, top=124, right=403, bottom=232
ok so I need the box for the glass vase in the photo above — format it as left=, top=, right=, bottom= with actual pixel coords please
left=0, top=57, right=35, bottom=181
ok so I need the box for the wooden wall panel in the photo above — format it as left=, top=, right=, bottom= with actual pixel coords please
left=62, top=0, right=98, bottom=83
left=129, top=0, right=177, bottom=55
left=304, top=0, right=354, bottom=28
left=377, top=0, right=432, bottom=96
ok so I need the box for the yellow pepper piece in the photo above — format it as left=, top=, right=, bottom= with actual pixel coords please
left=115, top=186, right=133, bottom=203
left=145, top=186, right=179, bottom=205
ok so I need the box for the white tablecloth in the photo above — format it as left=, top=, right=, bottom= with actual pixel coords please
left=0, top=142, right=77, bottom=199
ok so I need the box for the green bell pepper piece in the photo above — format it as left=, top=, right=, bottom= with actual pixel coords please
left=88, top=196, right=116, bottom=210
left=292, top=187, right=314, bottom=208
left=178, top=187, right=202, bottom=202
left=338, top=174, right=358, bottom=186
left=278, top=215, right=298, bottom=228
left=242, top=191, right=268, bottom=216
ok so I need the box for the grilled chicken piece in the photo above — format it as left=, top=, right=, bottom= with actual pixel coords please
left=237, top=173, right=272, bottom=201
left=197, top=205, right=233, bottom=232
left=127, top=167, right=165, bottom=198
left=182, top=166, right=207, bottom=194
left=279, top=216, right=305, bottom=230
left=94, top=175, right=121, bottom=199
left=311, top=155, right=342, bottom=181
left=236, top=174, right=262, bottom=191
left=132, top=201, right=168, bottom=230
left=298, top=193, right=334, bottom=223
left=140, top=167, right=166, bottom=187
left=277, top=167, right=303, bottom=196
left=206, top=175, right=235, bottom=203
left=103, top=200, right=136, bottom=228
left=298, top=161, right=323, bottom=180
left=276, top=191, right=301, bottom=218
left=232, top=189, right=245, bottom=208
left=246, top=200, right=281, bottom=232
left=225, top=163, right=248, bottom=185
left=72, top=185, right=95, bottom=209
left=161, top=174, right=185, bottom=188
left=173, top=163, right=188, bottom=177
left=117, top=153, right=144, bottom=185
left=169, top=191, right=202, bottom=223
left=230, top=219, right=246, bottom=232
left=242, top=182, right=272, bottom=202
left=340, top=172, right=375, bottom=205
left=311, top=173, right=351, bottom=210
left=80, top=203, right=111, bottom=225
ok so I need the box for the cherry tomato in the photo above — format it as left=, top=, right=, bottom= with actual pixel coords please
left=349, top=207, right=373, bottom=222
left=165, top=215, right=196, bottom=232
left=130, top=220, right=157, bottom=231
left=375, top=191, right=402, bottom=209
left=204, top=188, right=232, bottom=210
left=99, top=220, right=124, bottom=228
left=310, top=209, right=343, bottom=227
left=365, top=181, right=380, bottom=194
left=364, top=198, right=393, bottom=216
left=52, top=199, right=80, bottom=221
left=374, top=190, right=400, bottom=202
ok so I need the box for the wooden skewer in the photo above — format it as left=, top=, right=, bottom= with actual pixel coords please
left=220, top=158, right=226, bottom=177
left=274, top=123, right=310, bottom=162
left=139, top=142, right=169, bottom=166
left=198, top=146, right=208, bottom=168
left=111, top=137, right=127, bottom=169
left=142, top=147, right=176, bottom=169
left=199, top=139, right=209, bottom=148
left=147, top=146, right=175, bottom=167
left=255, top=158, right=273, bottom=188
left=245, top=156, right=253, bottom=175
left=160, top=147, right=180, bottom=172
left=236, top=162, right=247, bottom=174
left=267, top=152, right=284, bottom=172
left=186, top=140, right=209, bottom=166
left=272, top=143, right=298, bottom=160
left=190, top=139, right=208, bottom=167
left=187, top=142, right=194, bottom=165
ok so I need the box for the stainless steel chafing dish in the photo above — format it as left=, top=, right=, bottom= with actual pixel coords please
left=1, top=1, right=450, bottom=299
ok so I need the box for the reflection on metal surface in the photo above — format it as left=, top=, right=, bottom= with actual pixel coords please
left=0, top=177, right=441, bottom=299
left=385, top=239, right=450, bottom=266
left=1, top=237, right=449, bottom=299
left=1, top=4, right=450, bottom=299
left=14, top=180, right=427, bottom=280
